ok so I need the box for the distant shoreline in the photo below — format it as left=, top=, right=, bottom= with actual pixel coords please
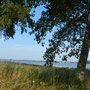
left=0, top=59, right=78, bottom=63
left=0, top=59, right=90, bottom=64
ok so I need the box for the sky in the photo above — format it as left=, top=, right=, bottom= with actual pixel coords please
left=0, top=6, right=90, bottom=62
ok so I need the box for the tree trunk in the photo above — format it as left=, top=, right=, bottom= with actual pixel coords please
left=77, top=21, right=90, bottom=80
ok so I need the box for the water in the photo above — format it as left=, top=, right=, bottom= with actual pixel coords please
left=0, top=59, right=90, bottom=69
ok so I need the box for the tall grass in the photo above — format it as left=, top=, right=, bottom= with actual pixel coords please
left=0, top=61, right=90, bottom=90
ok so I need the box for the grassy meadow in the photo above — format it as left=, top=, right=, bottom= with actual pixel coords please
left=0, top=61, right=90, bottom=90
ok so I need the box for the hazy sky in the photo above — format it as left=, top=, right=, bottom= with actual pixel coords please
left=0, top=6, right=90, bottom=62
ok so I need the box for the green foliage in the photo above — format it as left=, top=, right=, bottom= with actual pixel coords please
left=31, top=0, right=89, bottom=66
left=0, top=0, right=38, bottom=38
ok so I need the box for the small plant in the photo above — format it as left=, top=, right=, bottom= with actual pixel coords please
left=0, top=61, right=90, bottom=90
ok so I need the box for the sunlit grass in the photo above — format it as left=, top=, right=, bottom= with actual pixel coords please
left=0, top=61, right=90, bottom=90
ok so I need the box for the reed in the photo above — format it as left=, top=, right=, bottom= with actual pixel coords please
left=0, top=61, right=90, bottom=90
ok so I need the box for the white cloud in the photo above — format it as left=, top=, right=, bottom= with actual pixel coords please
left=0, top=38, right=5, bottom=41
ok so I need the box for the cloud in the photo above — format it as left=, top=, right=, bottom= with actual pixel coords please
left=0, top=38, right=5, bottom=41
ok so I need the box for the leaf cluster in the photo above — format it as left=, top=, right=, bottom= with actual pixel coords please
left=32, top=0, right=89, bottom=66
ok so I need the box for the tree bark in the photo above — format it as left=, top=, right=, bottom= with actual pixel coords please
left=77, top=21, right=90, bottom=80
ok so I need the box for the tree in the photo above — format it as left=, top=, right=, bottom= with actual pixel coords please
left=0, top=0, right=89, bottom=80
left=0, top=0, right=44, bottom=39
left=32, top=0, right=90, bottom=79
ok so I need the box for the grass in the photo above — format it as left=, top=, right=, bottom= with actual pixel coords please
left=0, top=61, right=90, bottom=90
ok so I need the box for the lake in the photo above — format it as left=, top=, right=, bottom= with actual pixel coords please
left=0, top=59, right=90, bottom=69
